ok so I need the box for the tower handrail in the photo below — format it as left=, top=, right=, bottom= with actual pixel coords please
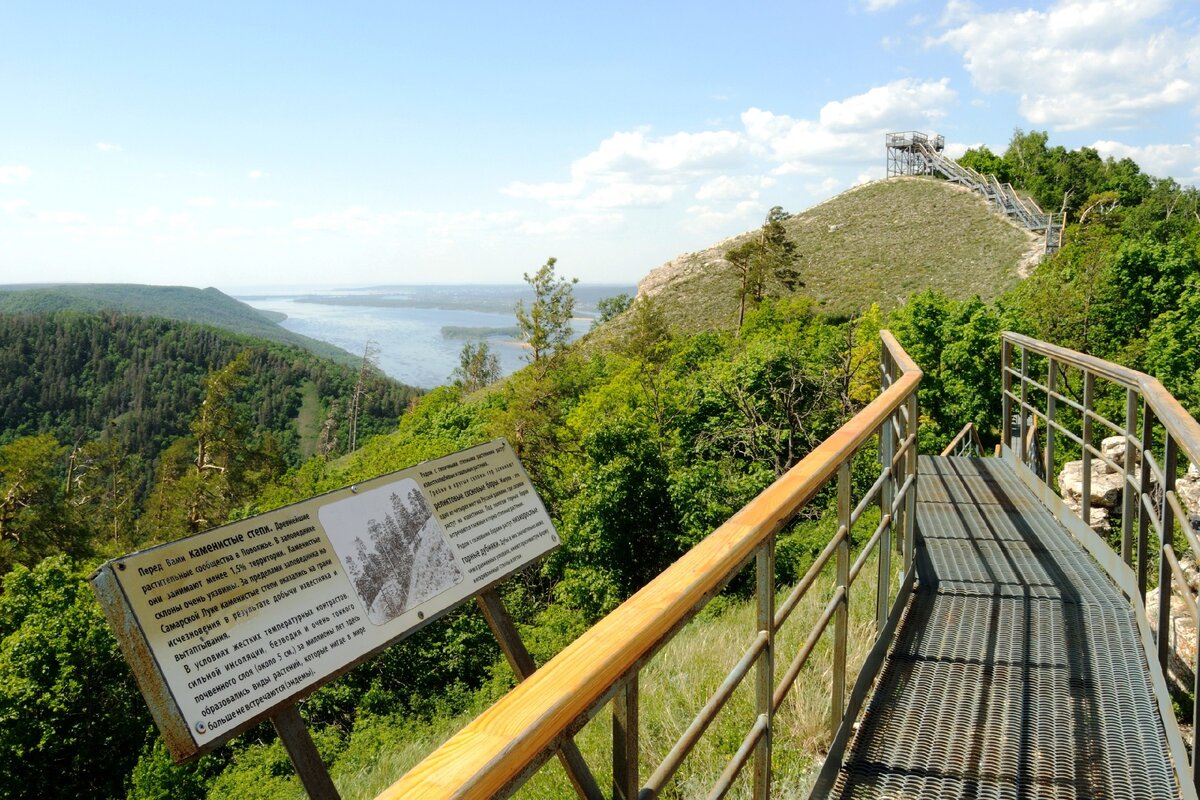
left=379, top=332, right=922, bottom=799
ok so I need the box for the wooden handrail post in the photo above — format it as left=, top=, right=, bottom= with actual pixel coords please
left=831, top=463, right=851, bottom=738
left=475, top=590, right=604, bottom=800
left=754, top=538, right=775, bottom=800
left=612, top=675, right=639, bottom=800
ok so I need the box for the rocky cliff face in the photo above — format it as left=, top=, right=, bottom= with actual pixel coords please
left=1056, top=435, right=1200, bottom=535
left=1056, top=436, right=1200, bottom=699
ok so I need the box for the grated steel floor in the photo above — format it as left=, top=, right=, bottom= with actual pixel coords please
left=825, top=456, right=1182, bottom=800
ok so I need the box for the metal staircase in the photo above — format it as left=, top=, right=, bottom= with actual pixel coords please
left=886, top=131, right=1064, bottom=255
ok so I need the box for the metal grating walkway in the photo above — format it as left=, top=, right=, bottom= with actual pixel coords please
left=827, top=455, right=1182, bottom=799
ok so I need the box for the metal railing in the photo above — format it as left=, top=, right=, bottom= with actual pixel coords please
left=941, top=422, right=985, bottom=458
left=1002, top=331, right=1200, bottom=791
left=379, top=332, right=921, bottom=800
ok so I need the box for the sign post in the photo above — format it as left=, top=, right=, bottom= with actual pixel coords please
left=91, top=439, right=572, bottom=793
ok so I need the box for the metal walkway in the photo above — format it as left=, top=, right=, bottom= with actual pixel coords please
left=827, top=455, right=1182, bottom=799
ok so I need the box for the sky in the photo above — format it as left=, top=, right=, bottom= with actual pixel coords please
left=1, top=0, right=1198, bottom=290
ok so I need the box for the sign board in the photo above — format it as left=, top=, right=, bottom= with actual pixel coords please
left=90, top=439, right=558, bottom=760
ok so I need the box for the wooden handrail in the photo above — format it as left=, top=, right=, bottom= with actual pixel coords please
left=380, top=333, right=922, bottom=799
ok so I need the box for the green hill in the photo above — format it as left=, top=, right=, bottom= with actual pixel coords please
left=631, top=176, right=1038, bottom=332
left=0, top=311, right=419, bottom=472
left=0, top=283, right=355, bottom=364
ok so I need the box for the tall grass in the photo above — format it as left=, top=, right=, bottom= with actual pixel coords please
left=321, top=539, right=890, bottom=800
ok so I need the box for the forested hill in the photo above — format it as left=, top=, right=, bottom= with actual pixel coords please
left=0, top=283, right=355, bottom=364
left=0, top=311, right=417, bottom=464
left=0, top=311, right=421, bottom=557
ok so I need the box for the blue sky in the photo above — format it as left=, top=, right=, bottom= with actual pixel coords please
left=1, top=0, right=1197, bottom=289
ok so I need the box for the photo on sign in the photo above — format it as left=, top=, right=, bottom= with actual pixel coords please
left=319, top=480, right=463, bottom=625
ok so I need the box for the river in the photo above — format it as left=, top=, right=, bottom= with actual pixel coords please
left=234, top=284, right=634, bottom=389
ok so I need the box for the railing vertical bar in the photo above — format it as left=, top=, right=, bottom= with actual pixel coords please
left=1002, top=338, right=1013, bottom=452
left=1019, top=347, right=1029, bottom=462
left=878, top=408, right=895, bottom=632
left=1045, top=358, right=1057, bottom=488
left=754, top=539, right=774, bottom=800
left=1194, top=621, right=1200, bottom=791
left=613, top=675, right=639, bottom=800
left=1139, top=400, right=1156, bottom=600
left=904, top=394, right=918, bottom=571
left=831, top=463, right=851, bottom=737
left=1123, top=387, right=1138, bottom=567
left=1158, top=437, right=1180, bottom=671
left=1081, top=370, right=1095, bottom=526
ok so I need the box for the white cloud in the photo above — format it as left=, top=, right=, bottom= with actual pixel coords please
left=806, top=177, right=842, bottom=195
left=0, top=166, right=32, bottom=185
left=573, top=129, right=745, bottom=176
left=0, top=199, right=29, bottom=214
left=934, top=0, right=1200, bottom=130
left=1092, top=138, right=1200, bottom=183
left=515, top=212, right=623, bottom=237
left=579, top=182, right=676, bottom=209
left=685, top=199, right=762, bottom=231
left=503, top=128, right=747, bottom=211
left=293, top=206, right=399, bottom=234
left=292, top=206, right=521, bottom=238
left=248, top=169, right=266, bottom=180
left=866, top=0, right=903, bottom=10
left=695, top=175, right=775, bottom=202
left=188, top=197, right=217, bottom=207
left=742, top=78, right=956, bottom=174
left=943, top=141, right=970, bottom=159
left=95, top=142, right=122, bottom=152
left=505, top=78, right=955, bottom=224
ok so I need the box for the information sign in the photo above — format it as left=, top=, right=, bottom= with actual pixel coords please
left=91, top=439, right=558, bottom=760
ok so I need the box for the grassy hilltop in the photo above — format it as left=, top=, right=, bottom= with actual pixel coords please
left=629, top=176, right=1037, bottom=333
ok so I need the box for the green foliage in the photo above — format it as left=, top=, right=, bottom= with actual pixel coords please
left=548, top=421, right=678, bottom=616
left=593, top=293, right=633, bottom=327
left=957, top=145, right=1011, bottom=183
left=0, top=556, right=148, bottom=800
left=515, top=257, right=578, bottom=365
left=7, top=126, right=1200, bottom=799
left=451, top=340, right=500, bottom=393
left=1146, top=278, right=1200, bottom=413
left=725, top=205, right=799, bottom=330
left=0, top=311, right=418, bottom=479
left=891, top=291, right=1003, bottom=452
left=0, top=434, right=89, bottom=572
left=127, top=738, right=228, bottom=800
